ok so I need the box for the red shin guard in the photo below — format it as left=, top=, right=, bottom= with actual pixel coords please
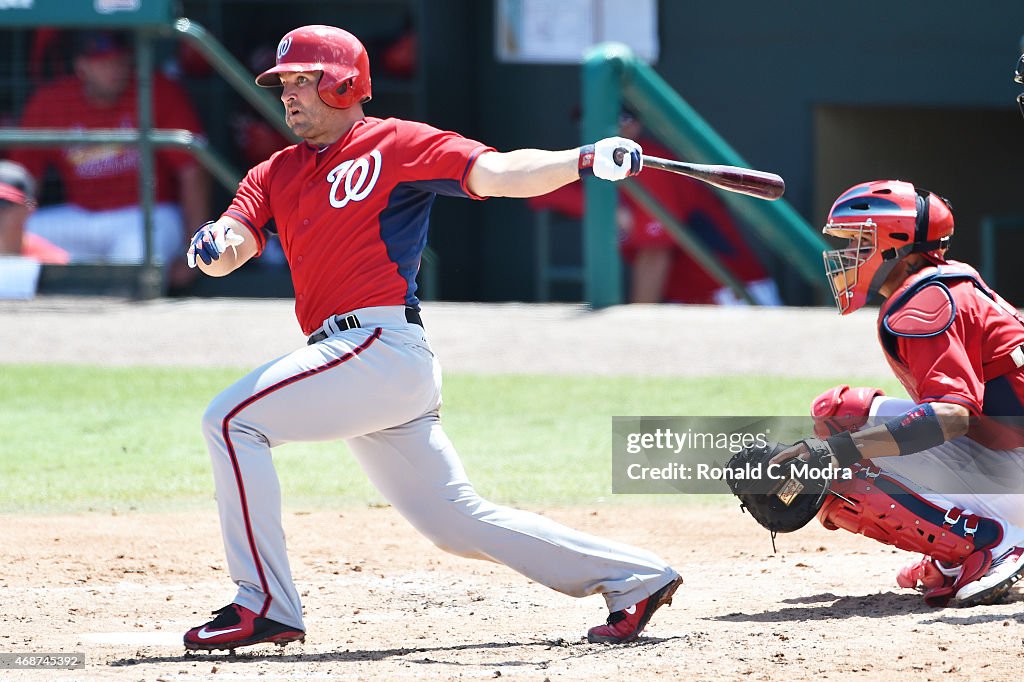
left=818, top=463, right=1003, bottom=606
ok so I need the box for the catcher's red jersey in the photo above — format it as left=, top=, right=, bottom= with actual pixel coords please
left=225, top=117, right=493, bottom=334
left=878, top=261, right=1024, bottom=417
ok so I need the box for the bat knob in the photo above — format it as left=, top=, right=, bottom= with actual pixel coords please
left=614, top=147, right=642, bottom=176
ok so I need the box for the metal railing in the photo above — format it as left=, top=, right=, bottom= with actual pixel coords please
left=0, top=125, right=249, bottom=297
left=0, top=12, right=448, bottom=301
left=160, top=18, right=294, bottom=141
left=581, top=43, right=830, bottom=307
left=0, top=6, right=262, bottom=298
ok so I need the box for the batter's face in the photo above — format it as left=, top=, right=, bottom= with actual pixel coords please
left=279, top=71, right=352, bottom=145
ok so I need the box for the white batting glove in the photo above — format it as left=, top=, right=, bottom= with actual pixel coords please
left=578, top=137, right=643, bottom=181
left=186, top=221, right=244, bottom=268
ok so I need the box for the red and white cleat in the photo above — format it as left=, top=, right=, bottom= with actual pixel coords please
left=955, top=546, right=1024, bottom=607
left=587, top=576, right=683, bottom=644
left=184, top=604, right=305, bottom=652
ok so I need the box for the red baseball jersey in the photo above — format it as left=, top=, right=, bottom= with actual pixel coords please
left=224, top=117, right=493, bottom=334
left=10, top=74, right=203, bottom=210
left=878, top=261, right=1024, bottom=421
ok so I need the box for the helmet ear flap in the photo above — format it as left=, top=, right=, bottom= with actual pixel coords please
left=912, top=187, right=954, bottom=255
left=331, top=78, right=370, bottom=105
left=914, top=191, right=929, bottom=242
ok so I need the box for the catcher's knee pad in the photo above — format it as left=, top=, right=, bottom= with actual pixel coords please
left=811, top=384, right=885, bottom=438
left=817, top=464, right=1003, bottom=565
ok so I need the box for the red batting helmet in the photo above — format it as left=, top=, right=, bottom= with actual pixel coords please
left=822, top=180, right=953, bottom=315
left=256, top=25, right=371, bottom=109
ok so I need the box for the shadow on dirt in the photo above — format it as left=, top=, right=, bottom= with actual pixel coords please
left=710, top=591, right=938, bottom=622
left=107, top=634, right=693, bottom=669
left=918, top=610, right=1024, bottom=626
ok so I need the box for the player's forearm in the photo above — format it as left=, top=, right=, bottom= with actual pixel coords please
left=467, top=149, right=581, bottom=198
left=842, top=424, right=906, bottom=459
left=835, top=401, right=971, bottom=460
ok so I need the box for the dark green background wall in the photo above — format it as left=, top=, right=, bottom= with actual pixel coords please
left=418, top=0, right=1024, bottom=302
left=443, top=0, right=1024, bottom=302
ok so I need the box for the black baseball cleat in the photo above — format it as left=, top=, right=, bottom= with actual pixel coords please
left=587, top=575, right=683, bottom=644
left=183, top=604, right=305, bottom=652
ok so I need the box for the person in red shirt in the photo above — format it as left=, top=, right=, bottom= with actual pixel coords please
left=617, top=111, right=779, bottom=305
left=0, top=159, right=69, bottom=264
left=9, top=30, right=209, bottom=288
left=771, top=180, right=1024, bottom=608
left=180, top=25, right=680, bottom=653
left=529, top=109, right=780, bottom=305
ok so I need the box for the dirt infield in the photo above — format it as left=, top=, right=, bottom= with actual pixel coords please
left=2, top=298, right=1022, bottom=680
left=6, top=508, right=1024, bottom=681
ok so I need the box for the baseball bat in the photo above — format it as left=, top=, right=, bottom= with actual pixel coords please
left=643, top=156, right=785, bottom=201
left=612, top=148, right=786, bottom=201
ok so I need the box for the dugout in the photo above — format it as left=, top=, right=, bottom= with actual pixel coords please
left=2, top=1, right=1024, bottom=305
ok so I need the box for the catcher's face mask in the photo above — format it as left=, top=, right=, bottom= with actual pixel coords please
left=822, top=222, right=880, bottom=315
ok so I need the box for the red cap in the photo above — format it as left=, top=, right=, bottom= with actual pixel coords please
left=0, top=160, right=36, bottom=208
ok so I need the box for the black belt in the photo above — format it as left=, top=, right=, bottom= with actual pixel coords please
left=307, top=307, right=423, bottom=345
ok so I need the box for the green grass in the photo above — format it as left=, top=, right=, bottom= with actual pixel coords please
left=0, top=365, right=904, bottom=514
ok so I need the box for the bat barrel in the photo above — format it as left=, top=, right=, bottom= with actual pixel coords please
left=642, top=155, right=785, bottom=201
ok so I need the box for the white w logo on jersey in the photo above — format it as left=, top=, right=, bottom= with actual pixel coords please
left=327, top=150, right=382, bottom=208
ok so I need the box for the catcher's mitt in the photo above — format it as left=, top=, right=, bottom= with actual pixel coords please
left=724, top=440, right=834, bottom=535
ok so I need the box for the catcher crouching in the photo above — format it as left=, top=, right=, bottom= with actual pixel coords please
left=727, top=180, right=1024, bottom=608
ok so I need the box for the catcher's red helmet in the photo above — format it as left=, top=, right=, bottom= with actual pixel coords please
left=822, top=180, right=953, bottom=315
left=256, top=25, right=371, bottom=109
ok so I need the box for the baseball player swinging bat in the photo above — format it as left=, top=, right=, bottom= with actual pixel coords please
left=613, top=148, right=786, bottom=200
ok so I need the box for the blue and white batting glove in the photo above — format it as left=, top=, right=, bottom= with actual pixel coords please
left=186, top=221, right=243, bottom=268
left=578, top=137, right=643, bottom=181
